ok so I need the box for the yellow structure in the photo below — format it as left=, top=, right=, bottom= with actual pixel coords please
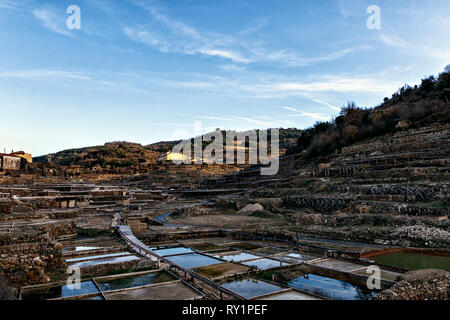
left=166, top=152, right=188, bottom=161
left=11, top=151, right=32, bottom=163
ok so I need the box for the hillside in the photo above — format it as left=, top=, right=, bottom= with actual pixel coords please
left=33, top=141, right=176, bottom=167
left=287, top=67, right=450, bottom=157
left=33, top=129, right=303, bottom=168
left=173, top=121, right=449, bottom=248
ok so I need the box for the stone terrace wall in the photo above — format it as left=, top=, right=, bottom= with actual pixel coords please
left=78, top=258, right=155, bottom=278
left=374, top=269, right=450, bottom=300
left=0, top=222, right=76, bottom=287
left=0, top=241, right=65, bottom=287
left=0, top=222, right=76, bottom=246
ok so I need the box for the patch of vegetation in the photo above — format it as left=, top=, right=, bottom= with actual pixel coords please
left=216, top=272, right=251, bottom=284
left=169, top=210, right=184, bottom=218
left=194, top=266, right=224, bottom=278
left=255, top=265, right=305, bottom=284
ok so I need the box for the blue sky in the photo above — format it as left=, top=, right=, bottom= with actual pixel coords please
left=0, top=0, right=449, bottom=156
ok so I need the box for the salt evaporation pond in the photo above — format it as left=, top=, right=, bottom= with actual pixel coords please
left=60, top=281, right=99, bottom=298
left=242, top=258, right=289, bottom=270
left=69, top=255, right=140, bottom=268
left=66, top=252, right=131, bottom=263
left=62, top=246, right=102, bottom=253
left=372, top=252, right=450, bottom=272
left=165, top=253, right=222, bottom=269
left=97, top=271, right=176, bottom=291
left=152, top=246, right=195, bottom=256
left=288, top=274, right=375, bottom=300
left=216, top=252, right=260, bottom=262
left=221, top=278, right=283, bottom=299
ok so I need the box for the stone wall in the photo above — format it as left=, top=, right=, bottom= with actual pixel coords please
left=0, top=221, right=76, bottom=288
left=78, top=258, right=155, bottom=278
left=0, top=241, right=65, bottom=287
left=1, top=155, right=22, bottom=171
left=374, top=269, right=450, bottom=300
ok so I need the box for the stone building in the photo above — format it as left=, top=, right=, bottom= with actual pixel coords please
left=10, top=151, right=32, bottom=163
left=0, top=151, right=32, bottom=171
left=158, top=151, right=189, bottom=162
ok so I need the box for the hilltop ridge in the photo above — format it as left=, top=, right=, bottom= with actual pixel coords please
left=32, top=129, right=303, bottom=168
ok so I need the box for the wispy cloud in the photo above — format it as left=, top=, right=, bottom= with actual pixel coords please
left=308, top=98, right=341, bottom=112
left=264, top=46, right=370, bottom=67
left=197, top=115, right=295, bottom=129
left=124, top=3, right=249, bottom=64
left=198, top=115, right=271, bottom=126
left=0, top=0, right=19, bottom=10
left=281, top=106, right=330, bottom=121
left=198, top=49, right=249, bottom=63
left=0, top=0, right=21, bottom=10
left=238, top=18, right=270, bottom=36
left=336, top=0, right=352, bottom=20
left=123, top=25, right=249, bottom=64
left=378, top=34, right=408, bottom=48
left=244, top=74, right=399, bottom=94
left=220, top=64, right=246, bottom=72
left=0, top=69, right=91, bottom=80
left=124, top=3, right=362, bottom=67
left=33, top=7, right=72, bottom=37
left=0, top=66, right=404, bottom=108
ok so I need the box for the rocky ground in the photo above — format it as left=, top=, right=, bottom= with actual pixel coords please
left=374, top=269, right=450, bottom=300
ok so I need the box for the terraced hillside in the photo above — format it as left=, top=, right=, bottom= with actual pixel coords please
left=170, top=123, right=449, bottom=249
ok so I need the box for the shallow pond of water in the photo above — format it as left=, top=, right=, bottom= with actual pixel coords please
left=97, top=271, right=176, bottom=291
left=372, top=252, right=450, bottom=272
left=242, top=258, right=289, bottom=270
left=69, top=255, right=140, bottom=268
left=221, top=278, right=283, bottom=299
left=66, top=252, right=131, bottom=263
left=154, top=212, right=171, bottom=224
left=166, top=253, right=222, bottom=269
left=24, top=281, right=100, bottom=300
left=62, top=281, right=100, bottom=298
left=188, top=243, right=220, bottom=251
left=154, top=212, right=191, bottom=227
left=62, top=246, right=102, bottom=253
left=216, top=252, right=260, bottom=262
left=288, top=274, right=375, bottom=300
left=152, top=246, right=195, bottom=256
left=231, top=242, right=261, bottom=250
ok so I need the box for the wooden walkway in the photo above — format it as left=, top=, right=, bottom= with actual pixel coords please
left=115, top=224, right=245, bottom=300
